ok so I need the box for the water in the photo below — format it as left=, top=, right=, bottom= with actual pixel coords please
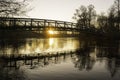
left=0, top=38, right=120, bottom=80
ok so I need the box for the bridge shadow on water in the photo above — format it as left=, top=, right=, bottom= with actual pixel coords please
left=0, top=38, right=120, bottom=80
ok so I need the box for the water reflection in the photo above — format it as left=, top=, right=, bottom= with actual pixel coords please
left=0, top=38, right=120, bottom=80
left=49, top=38, right=54, bottom=46
left=0, top=38, right=80, bottom=55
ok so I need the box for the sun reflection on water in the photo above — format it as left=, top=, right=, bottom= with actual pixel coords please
left=48, top=30, right=54, bottom=35
left=49, top=38, right=54, bottom=46
left=0, top=38, right=80, bottom=55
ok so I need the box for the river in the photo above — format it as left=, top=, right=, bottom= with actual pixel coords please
left=0, top=37, right=120, bottom=80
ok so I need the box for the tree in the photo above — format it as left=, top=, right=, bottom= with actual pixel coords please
left=87, top=4, right=96, bottom=27
left=106, top=0, right=120, bottom=32
left=114, top=0, right=120, bottom=29
left=73, top=5, right=88, bottom=29
left=73, top=4, right=96, bottom=29
left=108, top=6, right=116, bottom=27
left=0, top=0, right=30, bottom=17
left=97, top=12, right=108, bottom=32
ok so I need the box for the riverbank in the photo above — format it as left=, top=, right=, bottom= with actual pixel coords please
left=0, top=30, right=79, bottom=39
left=0, top=30, right=120, bottom=40
left=0, top=30, right=41, bottom=39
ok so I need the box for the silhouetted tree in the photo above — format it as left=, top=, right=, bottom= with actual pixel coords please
left=73, top=5, right=88, bottom=29
left=72, top=0, right=120, bottom=37
left=104, top=0, right=120, bottom=33
left=87, top=4, right=96, bottom=27
left=114, top=0, right=120, bottom=29
left=107, top=6, right=117, bottom=32
left=73, top=4, right=96, bottom=30
left=97, top=12, right=108, bottom=32
left=0, top=0, right=30, bottom=17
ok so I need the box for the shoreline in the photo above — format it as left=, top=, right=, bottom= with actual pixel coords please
left=0, top=30, right=120, bottom=40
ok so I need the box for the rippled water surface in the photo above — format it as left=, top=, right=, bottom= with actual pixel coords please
left=0, top=38, right=120, bottom=80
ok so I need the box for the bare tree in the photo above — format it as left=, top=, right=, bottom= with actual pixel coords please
left=97, top=12, right=108, bottom=32
left=72, top=5, right=88, bottom=28
left=0, top=0, right=30, bottom=17
left=114, top=0, right=120, bottom=29
left=108, top=5, right=116, bottom=26
left=106, top=0, right=120, bottom=31
left=73, top=4, right=96, bottom=29
left=87, top=4, right=96, bottom=27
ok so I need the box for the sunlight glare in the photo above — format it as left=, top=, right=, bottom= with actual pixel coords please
left=49, top=38, right=54, bottom=46
left=48, top=30, right=54, bottom=34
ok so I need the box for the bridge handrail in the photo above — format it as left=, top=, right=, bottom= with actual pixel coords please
left=0, top=17, right=76, bottom=24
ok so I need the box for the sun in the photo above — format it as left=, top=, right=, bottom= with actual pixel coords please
left=48, top=30, right=54, bottom=34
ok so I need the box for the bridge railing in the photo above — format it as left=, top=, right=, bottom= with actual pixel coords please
left=0, top=17, right=77, bottom=30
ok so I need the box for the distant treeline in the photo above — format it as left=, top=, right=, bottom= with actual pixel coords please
left=73, top=0, right=120, bottom=34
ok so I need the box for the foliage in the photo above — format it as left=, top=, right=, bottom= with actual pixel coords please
left=73, top=4, right=96, bottom=29
left=97, top=0, right=120, bottom=33
left=73, top=0, right=120, bottom=35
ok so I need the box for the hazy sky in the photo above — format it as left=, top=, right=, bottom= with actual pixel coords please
left=28, top=0, right=114, bottom=22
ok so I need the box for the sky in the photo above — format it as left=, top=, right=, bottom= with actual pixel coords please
left=27, top=0, right=114, bottom=22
